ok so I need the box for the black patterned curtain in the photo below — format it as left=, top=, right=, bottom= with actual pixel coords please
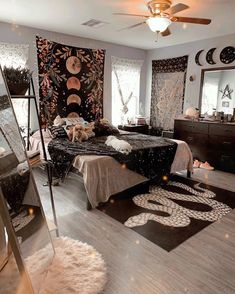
left=150, top=55, right=188, bottom=131
left=36, top=36, right=106, bottom=127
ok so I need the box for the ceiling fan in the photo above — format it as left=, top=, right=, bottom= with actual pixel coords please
left=114, top=0, right=211, bottom=37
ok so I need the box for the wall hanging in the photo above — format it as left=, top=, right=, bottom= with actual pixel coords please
left=220, top=46, right=235, bottom=64
left=206, top=48, right=216, bottom=65
left=195, top=49, right=204, bottom=66
left=36, top=36, right=106, bottom=127
left=150, top=55, right=188, bottom=130
left=219, top=84, right=233, bottom=100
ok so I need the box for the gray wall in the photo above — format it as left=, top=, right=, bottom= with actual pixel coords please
left=1, top=20, right=235, bottom=122
left=145, top=33, right=235, bottom=116
left=0, top=21, right=147, bottom=122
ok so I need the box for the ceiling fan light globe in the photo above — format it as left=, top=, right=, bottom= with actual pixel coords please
left=146, top=16, right=171, bottom=32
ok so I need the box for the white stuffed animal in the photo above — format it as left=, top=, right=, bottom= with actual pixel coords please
left=105, top=136, right=132, bottom=155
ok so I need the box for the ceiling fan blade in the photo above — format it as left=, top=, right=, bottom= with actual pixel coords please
left=113, top=13, right=149, bottom=18
left=119, top=22, right=146, bottom=31
left=165, top=3, right=189, bottom=15
left=172, top=16, right=211, bottom=25
left=161, top=28, right=171, bottom=37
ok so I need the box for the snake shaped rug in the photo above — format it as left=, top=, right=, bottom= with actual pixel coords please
left=124, top=181, right=232, bottom=229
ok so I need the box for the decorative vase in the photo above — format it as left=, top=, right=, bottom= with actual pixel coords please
left=7, top=82, right=29, bottom=96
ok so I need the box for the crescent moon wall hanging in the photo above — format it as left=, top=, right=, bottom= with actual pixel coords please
left=195, top=50, right=204, bottom=66
left=206, top=48, right=216, bottom=65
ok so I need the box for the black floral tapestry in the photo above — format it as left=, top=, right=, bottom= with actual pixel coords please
left=36, top=36, right=106, bottom=126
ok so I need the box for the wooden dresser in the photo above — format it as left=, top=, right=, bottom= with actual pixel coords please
left=174, top=119, right=235, bottom=173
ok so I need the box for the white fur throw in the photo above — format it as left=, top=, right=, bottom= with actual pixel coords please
left=105, top=136, right=132, bottom=155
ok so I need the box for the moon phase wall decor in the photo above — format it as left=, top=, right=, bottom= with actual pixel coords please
left=66, top=56, right=82, bottom=74
left=206, top=48, right=216, bottom=65
left=66, top=77, right=81, bottom=91
left=67, top=94, right=81, bottom=105
left=195, top=50, right=204, bottom=66
left=220, top=46, right=235, bottom=64
left=36, top=36, right=106, bottom=126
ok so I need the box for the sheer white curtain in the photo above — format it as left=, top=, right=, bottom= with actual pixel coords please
left=0, top=42, right=29, bottom=69
left=111, top=56, right=143, bottom=125
left=0, top=42, right=29, bottom=129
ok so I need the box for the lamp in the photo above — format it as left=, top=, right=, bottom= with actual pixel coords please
left=146, top=16, right=171, bottom=32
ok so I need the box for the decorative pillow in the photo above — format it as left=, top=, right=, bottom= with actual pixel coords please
left=49, top=126, right=68, bottom=139
left=64, top=117, right=84, bottom=126
left=93, top=120, right=119, bottom=137
left=53, top=115, right=65, bottom=127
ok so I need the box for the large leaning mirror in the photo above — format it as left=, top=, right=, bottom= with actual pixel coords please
left=0, top=66, right=54, bottom=293
left=200, top=67, right=235, bottom=116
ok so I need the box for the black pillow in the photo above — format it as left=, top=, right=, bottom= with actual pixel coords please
left=93, top=121, right=119, bottom=137
left=49, top=126, right=68, bottom=139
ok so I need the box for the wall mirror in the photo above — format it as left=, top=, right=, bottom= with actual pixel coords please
left=0, top=67, right=54, bottom=293
left=200, top=67, right=235, bottom=116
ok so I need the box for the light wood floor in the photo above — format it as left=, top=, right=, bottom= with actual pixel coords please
left=34, top=168, right=235, bottom=294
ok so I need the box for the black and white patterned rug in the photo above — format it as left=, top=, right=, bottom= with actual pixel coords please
left=98, top=175, right=235, bottom=251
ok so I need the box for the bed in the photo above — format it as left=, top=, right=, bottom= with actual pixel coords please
left=30, top=130, right=193, bottom=208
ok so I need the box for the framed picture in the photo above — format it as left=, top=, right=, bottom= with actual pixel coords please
left=222, top=101, right=230, bottom=107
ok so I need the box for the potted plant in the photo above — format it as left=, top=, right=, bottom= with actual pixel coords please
left=3, top=66, right=32, bottom=95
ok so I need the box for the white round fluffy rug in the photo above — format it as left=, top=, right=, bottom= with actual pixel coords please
left=0, top=237, right=107, bottom=294
left=38, top=237, right=107, bottom=294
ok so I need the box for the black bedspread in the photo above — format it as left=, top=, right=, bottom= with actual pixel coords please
left=48, top=133, right=177, bottom=183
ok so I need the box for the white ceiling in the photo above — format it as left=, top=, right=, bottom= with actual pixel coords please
left=0, top=0, right=234, bottom=49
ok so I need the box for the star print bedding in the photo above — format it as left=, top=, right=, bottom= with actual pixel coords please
left=48, top=133, right=178, bottom=182
left=30, top=131, right=193, bottom=208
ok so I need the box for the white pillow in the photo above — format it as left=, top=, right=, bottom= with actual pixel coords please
left=53, top=115, right=65, bottom=127
left=64, top=117, right=84, bottom=126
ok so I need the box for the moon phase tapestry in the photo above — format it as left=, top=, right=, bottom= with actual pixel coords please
left=36, top=36, right=106, bottom=126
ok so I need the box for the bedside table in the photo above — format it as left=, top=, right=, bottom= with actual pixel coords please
left=118, top=124, right=149, bottom=134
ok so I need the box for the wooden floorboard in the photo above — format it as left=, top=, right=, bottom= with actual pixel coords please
left=34, top=168, right=235, bottom=294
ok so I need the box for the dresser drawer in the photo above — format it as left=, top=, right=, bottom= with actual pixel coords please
left=209, top=135, right=235, bottom=151
left=209, top=124, right=235, bottom=137
left=174, top=120, right=208, bottom=134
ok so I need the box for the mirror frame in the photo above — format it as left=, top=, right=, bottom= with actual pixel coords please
left=199, top=66, right=235, bottom=116
left=0, top=65, right=55, bottom=293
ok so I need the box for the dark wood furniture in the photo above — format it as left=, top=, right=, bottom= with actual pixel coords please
left=174, top=119, right=235, bottom=173
left=118, top=124, right=149, bottom=134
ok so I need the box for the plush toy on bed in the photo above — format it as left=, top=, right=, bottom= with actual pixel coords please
left=69, top=124, right=89, bottom=143
left=84, top=121, right=95, bottom=138
left=105, top=135, right=132, bottom=155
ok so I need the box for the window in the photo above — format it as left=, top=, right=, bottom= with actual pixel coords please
left=0, top=42, right=29, bottom=132
left=111, top=56, right=143, bottom=125
left=0, top=42, right=29, bottom=69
